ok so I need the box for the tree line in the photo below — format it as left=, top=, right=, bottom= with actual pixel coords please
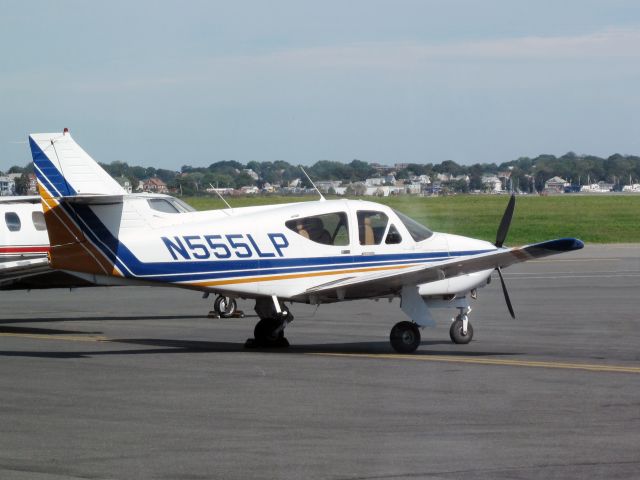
left=4, top=151, right=640, bottom=195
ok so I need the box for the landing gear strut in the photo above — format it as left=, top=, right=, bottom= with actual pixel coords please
left=245, top=296, right=293, bottom=348
left=449, top=307, right=474, bottom=344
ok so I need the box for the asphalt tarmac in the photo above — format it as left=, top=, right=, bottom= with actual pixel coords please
left=1, top=244, right=639, bottom=479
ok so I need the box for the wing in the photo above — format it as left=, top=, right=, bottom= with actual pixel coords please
left=299, top=238, right=584, bottom=299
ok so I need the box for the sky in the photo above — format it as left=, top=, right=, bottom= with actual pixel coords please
left=1, top=0, right=640, bottom=171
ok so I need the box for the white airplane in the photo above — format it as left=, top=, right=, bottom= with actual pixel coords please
left=0, top=195, right=58, bottom=289
left=29, top=130, right=584, bottom=353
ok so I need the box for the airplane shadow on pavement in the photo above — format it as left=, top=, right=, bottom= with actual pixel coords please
left=0, top=335, right=519, bottom=359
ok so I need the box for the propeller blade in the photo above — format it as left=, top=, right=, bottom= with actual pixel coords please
left=495, top=193, right=516, bottom=248
left=496, top=267, right=516, bottom=319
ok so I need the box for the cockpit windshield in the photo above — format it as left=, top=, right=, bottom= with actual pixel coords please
left=393, top=209, right=433, bottom=242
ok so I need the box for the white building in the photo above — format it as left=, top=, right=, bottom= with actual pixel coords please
left=365, top=177, right=384, bottom=187
left=481, top=175, right=503, bottom=192
left=0, top=176, right=16, bottom=196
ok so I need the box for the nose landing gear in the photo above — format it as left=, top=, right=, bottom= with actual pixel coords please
left=449, top=306, right=474, bottom=344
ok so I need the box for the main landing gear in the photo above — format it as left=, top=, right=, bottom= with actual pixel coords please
left=245, top=296, right=293, bottom=348
left=390, top=321, right=421, bottom=354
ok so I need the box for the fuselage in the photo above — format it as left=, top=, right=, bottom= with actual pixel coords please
left=52, top=196, right=496, bottom=302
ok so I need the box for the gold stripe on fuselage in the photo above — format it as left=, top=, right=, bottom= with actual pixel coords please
left=188, top=263, right=417, bottom=288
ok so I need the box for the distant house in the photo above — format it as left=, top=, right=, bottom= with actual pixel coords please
left=114, top=176, right=133, bottom=194
left=364, top=177, right=384, bottom=187
left=240, top=185, right=259, bottom=195
left=402, top=182, right=422, bottom=195
left=383, top=174, right=396, bottom=184
left=0, top=176, right=15, bottom=196
left=138, top=177, right=168, bottom=194
left=316, top=180, right=342, bottom=193
left=27, top=173, right=37, bottom=194
left=482, top=175, right=503, bottom=192
left=544, top=176, right=568, bottom=194
left=411, top=174, right=430, bottom=185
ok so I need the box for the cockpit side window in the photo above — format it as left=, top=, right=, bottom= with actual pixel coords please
left=393, top=209, right=433, bottom=242
left=285, top=212, right=349, bottom=246
left=357, top=211, right=389, bottom=245
left=385, top=224, right=402, bottom=244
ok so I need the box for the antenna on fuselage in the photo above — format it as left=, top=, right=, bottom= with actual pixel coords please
left=209, top=183, right=233, bottom=216
left=300, top=166, right=326, bottom=201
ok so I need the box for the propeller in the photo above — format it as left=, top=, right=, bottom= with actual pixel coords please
left=495, top=194, right=516, bottom=319
left=495, top=193, right=515, bottom=248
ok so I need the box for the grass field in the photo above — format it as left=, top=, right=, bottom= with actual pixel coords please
left=182, top=194, right=640, bottom=245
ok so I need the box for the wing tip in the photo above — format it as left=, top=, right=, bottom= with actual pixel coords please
left=534, top=238, right=585, bottom=252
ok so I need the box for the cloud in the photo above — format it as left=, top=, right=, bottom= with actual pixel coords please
left=217, top=27, right=640, bottom=71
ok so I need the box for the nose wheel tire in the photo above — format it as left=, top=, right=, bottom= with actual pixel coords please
left=449, top=318, right=474, bottom=344
left=390, top=321, right=421, bottom=353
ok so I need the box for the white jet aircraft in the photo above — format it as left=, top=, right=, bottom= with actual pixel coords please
left=29, top=130, right=583, bottom=353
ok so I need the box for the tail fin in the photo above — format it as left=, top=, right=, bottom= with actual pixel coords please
left=29, top=130, right=125, bottom=196
left=29, top=130, right=126, bottom=277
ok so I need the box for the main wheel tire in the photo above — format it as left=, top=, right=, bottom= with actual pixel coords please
left=214, top=296, right=237, bottom=317
left=390, top=321, right=421, bottom=353
left=254, top=317, right=284, bottom=343
left=449, top=318, right=474, bottom=344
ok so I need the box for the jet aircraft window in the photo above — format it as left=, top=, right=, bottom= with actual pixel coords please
left=385, top=224, right=402, bottom=244
left=5, top=212, right=21, bottom=232
left=32, top=211, right=46, bottom=231
left=147, top=198, right=180, bottom=214
left=357, top=211, right=389, bottom=245
left=285, top=212, right=349, bottom=246
left=393, top=209, right=433, bottom=242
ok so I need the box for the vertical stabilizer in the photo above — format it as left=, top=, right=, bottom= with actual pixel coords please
left=29, top=130, right=127, bottom=277
left=29, top=130, right=125, bottom=196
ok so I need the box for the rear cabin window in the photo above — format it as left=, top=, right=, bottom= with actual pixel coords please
left=5, top=212, right=21, bottom=232
left=357, top=211, right=389, bottom=245
left=32, top=211, right=46, bottom=231
left=285, top=212, right=349, bottom=246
